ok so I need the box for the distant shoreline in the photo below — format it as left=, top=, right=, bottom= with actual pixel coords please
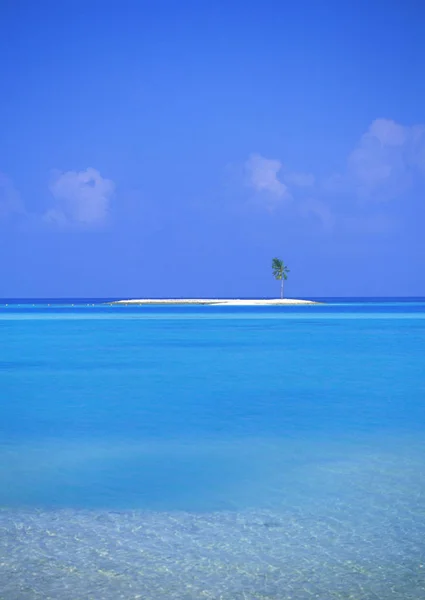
left=110, top=298, right=322, bottom=306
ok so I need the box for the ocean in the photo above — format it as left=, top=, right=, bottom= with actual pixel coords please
left=0, top=299, right=424, bottom=599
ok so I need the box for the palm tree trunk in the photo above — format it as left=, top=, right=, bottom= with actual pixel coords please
left=280, top=278, right=284, bottom=299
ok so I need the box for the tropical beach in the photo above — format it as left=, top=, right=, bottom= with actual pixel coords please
left=112, top=298, right=320, bottom=306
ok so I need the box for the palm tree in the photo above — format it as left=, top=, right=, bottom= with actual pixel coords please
left=272, top=258, right=290, bottom=299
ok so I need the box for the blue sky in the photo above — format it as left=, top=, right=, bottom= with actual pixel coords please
left=0, top=0, right=424, bottom=298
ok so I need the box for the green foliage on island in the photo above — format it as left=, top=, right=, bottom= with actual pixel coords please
left=272, top=258, right=290, bottom=299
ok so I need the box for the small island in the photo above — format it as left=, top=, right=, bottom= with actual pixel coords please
left=111, top=298, right=320, bottom=306
left=111, top=259, right=322, bottom=306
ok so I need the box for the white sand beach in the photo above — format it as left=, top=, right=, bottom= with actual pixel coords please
left=112, top=298, right=320, bottom=306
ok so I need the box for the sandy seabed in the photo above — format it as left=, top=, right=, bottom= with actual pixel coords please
left=1, top=504, right=424, bottom=600
left=2, top=447, right=425, bottom=600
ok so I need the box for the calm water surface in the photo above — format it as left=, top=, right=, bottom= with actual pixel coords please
left=0, top=300, right=424, bottom=599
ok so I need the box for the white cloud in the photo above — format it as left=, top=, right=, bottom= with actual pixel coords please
left=346, top=118, right=425, bottom=201
left=46, top=168, right=115, bottom=227
left=0, top=173, right=25, bottom=220
left=368, top=118, right=407, bottom=146
left=240, top=118, right=425, bottom=231
left=245, top=153, right=290, bottom=200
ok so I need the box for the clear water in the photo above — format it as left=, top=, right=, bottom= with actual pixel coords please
left=1, top=300, right=424, bottom=599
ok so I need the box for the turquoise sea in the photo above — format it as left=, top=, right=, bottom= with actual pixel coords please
left=0, top=299, right=424, bottom=599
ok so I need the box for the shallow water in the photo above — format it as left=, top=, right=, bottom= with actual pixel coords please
left=0, top=300, right=424, bottom=598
